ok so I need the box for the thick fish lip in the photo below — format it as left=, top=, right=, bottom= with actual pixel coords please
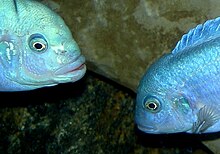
left=137, top=125, right=159, bottom=134
left=54, top=55, right=86, bottom=75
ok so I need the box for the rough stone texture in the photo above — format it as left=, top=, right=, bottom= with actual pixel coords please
left=57, top=0, right=220, bottom=92
left=0, top=72, right=210, bottom=153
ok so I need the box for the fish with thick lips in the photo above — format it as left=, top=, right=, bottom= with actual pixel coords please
left=136, top=16, right=220, bottom=134
left=0, top=0, right=86, bottom=91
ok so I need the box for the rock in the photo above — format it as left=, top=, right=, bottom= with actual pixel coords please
left=0, top=72, right=207, bottom=153
left=203, top=139, right=220, bottom=154
left=57, top=0, right=220, bottom=92
left=54, top=0, right=220, bottom=153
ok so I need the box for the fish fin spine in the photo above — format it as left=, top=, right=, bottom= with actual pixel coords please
left=172, top=17, right=220, bottom=54
left=192, top=105, right=220, bottom=133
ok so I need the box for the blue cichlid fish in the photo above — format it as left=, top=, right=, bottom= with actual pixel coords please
left=135, top=16, right=220, bottom=134
left=0, top=0, right=86, bottom=91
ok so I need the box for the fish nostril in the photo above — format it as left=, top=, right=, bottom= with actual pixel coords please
left=55, top=49, right=67, bottom=55
left=61, top=50, right=67, bottom=54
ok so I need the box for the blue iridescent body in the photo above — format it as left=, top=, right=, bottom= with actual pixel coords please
left=135, top=17, right=220, bottom=134
left=0, top=0, right=86, bottom=91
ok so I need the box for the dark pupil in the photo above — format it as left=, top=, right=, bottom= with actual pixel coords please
left=34, top=43, right=43, bottom=50
left=148, top=102, right=157, bottom=110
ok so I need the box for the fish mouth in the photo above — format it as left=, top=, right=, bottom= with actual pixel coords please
left=54, top=55, right=86, bottom=82
left=54, top=55, right=86, bottom=75
left=137, top=124, right=159, bottom=134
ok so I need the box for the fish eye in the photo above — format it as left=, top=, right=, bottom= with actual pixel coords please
left=29, top=34, right=48, bottom=53
left=143, top=97, right=161, bottom=113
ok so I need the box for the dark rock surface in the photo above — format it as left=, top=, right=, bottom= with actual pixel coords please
left=0, top=72, right=211, bottom=154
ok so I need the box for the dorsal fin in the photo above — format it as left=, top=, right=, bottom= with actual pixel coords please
left=172, top=17, right=220, bottom=54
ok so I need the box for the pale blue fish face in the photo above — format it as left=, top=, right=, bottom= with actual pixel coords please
left=135, top=57, right=195, bottom=134
left=0, top=1, right=86, bottom=91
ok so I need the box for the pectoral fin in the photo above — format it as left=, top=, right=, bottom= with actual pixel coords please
left=192, top=105, right=220, bottom=133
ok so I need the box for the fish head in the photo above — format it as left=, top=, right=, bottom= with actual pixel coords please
left=135, top=56, right=195, bottom=134
left=1, top=1, right=86, bottom=91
